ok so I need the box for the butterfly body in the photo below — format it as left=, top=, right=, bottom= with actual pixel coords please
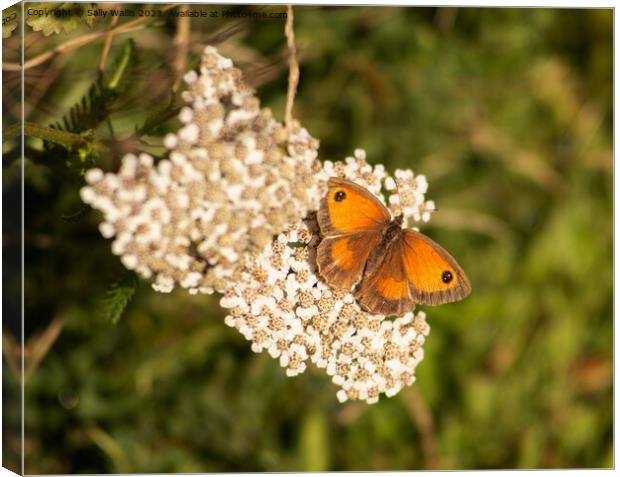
left=317, top=177, right=471, bottom=316
left=363, top=214, right=403, bottom=277
left=378, top=214, right=405, bottom=248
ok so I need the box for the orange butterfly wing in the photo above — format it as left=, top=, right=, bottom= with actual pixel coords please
left=316, top=178, right=390, bottom=290
left=401, top=229, right=471, bottom=305
left=354, top=237, right=413, bottom=316
left=317, top=177, right=391, bottom=236
left=317, top=232, right=382, bottom=291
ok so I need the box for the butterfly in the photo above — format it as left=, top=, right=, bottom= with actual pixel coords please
left=316, top=177, right=471, bottom=316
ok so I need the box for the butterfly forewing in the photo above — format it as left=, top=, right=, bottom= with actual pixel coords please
left=317, top=231, right=382, bottom=291
left=401, top=230, right=471, bottom=305
left=317, top=177, right=391, bottom=237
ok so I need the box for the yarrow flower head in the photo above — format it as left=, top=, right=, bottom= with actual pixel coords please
left=81, top=45, right=439, bottom=404
left=220, top=149, right=436, bottom=403
left=81, top=46, right=324, bottom=294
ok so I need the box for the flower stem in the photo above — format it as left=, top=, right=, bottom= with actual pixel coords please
left=3, top=122, right=88, bottom=149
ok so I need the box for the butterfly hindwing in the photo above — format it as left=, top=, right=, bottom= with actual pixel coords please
left=317, top=231, right=382, bottom=291
left=317, top=177, right=390, bottom=237
left=355, top=237, right=414, bottom=316
left=401, top=229, right=471, bottom=305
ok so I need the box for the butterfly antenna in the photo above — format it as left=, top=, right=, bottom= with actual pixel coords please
left=392, top=176, right=404, bottom=218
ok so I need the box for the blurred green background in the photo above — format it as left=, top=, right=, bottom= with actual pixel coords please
left=2, top=4, right=612, bottom=473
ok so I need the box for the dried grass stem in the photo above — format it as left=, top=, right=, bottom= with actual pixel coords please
left=284, top=5, right=299, bottom=131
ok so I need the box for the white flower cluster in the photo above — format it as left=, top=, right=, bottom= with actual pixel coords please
left=80, top=46, right=324, bottom=294
left=81, top=45, right=439, bottom=403
left=221, top=150, right=435, bottom=403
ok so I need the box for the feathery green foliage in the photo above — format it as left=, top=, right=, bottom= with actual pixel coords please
left=100, top=274, right=138, bottom=325
left=25, top=2, right=96, bottom=36
left=40, top=39, right=137, bottom=168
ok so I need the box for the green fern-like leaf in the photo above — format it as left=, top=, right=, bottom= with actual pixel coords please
left=52, top=82, right=115, bottom=134
left=50, top=39, right=137, bottom=135
left=26, top=3, right=96, bottom=36
left=136, top=96, right=180, bottom=137
left=2, top=6, right=19, bottom=39
left=44, top=82, right=112, bottom=171
left=101, top=274, right=137, bottom=325
left=44, top=39, right=137, bottom=169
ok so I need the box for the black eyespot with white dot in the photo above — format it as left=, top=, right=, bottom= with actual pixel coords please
left=442, top=271, right=453, bottom=284
left=335, top=190, right=346, bottom=202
